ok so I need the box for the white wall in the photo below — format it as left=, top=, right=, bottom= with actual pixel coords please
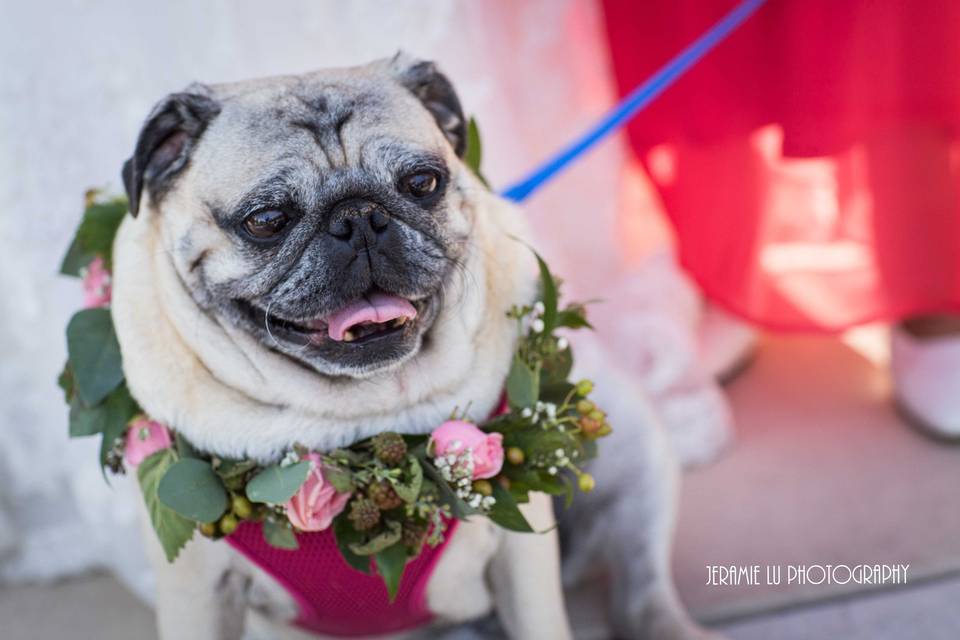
left=0, top=0, right=625, bottom=594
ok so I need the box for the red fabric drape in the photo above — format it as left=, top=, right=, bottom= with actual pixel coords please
left=604, top=0, right=960, bottom=331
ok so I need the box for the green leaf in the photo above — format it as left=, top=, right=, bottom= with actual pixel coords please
left=464, top=117, right=490, bottom=188
left=263, top=519, right=299, bottom=550
left=214, top=458, right=258, bottom=491
left=157, top=458, right=229, bottom=523
left=389, top=457, right=423, bottom=504
left=138, top=448, right=196, bottom=562
left=69, top=382, right=138, bottom=439
left=174, top=432, right=201, bottom=460
left=375, top=542, right=410, bottom=602
left=97, top=386, right=140, bottom=471
left=506, top=354, right=539, bottom=409
left=556, top=309, right=592, bottom=330
left=334, top=516, right=372, bottom=574
left=487, top=482, right=534, bottom=533
left=322, top=465, right=354, bottom=494
left=420, top=459, right=476, bottom=519
left=534, top=252, right=558, bottom=333
left=246, top=461, right=310, bottom=504
left=59, top=234, right=90, bottom=278
left=541, top=346, right=573, bottom=386
left=60, top=198, right=129, bottom=276
left=58, top=363, right=75, bottom=402
left=349, top=520, right=402, bottom=556
left=66, top=308, right=124, bottom=406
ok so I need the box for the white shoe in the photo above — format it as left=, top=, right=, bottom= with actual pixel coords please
left=699, top=304, right=759, bottom=383
left=891, top=326, right=960, bottom=438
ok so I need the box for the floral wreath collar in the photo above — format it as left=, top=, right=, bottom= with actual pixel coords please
left=59, top=188, right=611, bottom=597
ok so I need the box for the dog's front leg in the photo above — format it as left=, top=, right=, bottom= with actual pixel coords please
left=488, top=491, right=572, bottom=640
left=144, top=524, right=248, bottom=640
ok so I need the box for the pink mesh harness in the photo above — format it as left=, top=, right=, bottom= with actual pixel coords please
left=227, top=519, right=460, bottom=637
left=227, top=398, right=506, bottom=636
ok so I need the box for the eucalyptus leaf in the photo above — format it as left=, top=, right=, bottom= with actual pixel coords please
left=506, top=355, right=539, bottom=409
left=334, top=516, right=372, bottom=574
left=487, top=482, right=534, bottom=533
left=59, top=234, right=89, bottom=278
left=263, top=519, right=299, bottom=550
left=349, top=521, right=402, bottom=556
left=97, top=385, right=140, bottom=470
left=58, top=363, right=75, bottom=402
left=375, top=542, right=409, bottom=602
left=138, top=448, right=196, bottom=562
left=66, top=308, right=124, bottom=406
left=215, top=459, right=258, bottom=480
left=174, top=432, right=201, bottom=459
left=246, top=461, right=310, bottom=504
left=389, top=457, right=423, bottom=504
left=70, top=382, right=138, bottom=439
left=158, top=458, right=229, bottom=523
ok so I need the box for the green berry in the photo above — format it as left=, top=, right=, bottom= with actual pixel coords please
left=472, top=479, right=494, bottom=496
left=372, top=432, right=408, bottom=466
left=506, top=447, right=525, bottom=465
left=578, top=473, right=596, bottom=493
left=575, top=379, right=594, bottom=396
left=579, top=416, right=602, bottom=437
left=575, top=399, right=594, bottom=415
left=219, top=513, right=239, bottom=536
left=348, top=498, right=381, bottom=531
left=199, top=522, right=217, bottom=538
left=231, top=495, right=253, bottom=519
left=588, top=409, right=605, bottom=422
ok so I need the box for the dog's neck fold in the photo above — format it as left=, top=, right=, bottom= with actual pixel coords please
left=111, top=188, right=535, bottom=462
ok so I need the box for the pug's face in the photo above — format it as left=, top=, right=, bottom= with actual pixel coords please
left=123, top=56, right=474, bottom=378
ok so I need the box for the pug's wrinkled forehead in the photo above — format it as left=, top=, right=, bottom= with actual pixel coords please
left=121, top=54, right=476, bottom=378
left=123, top=53, right=466, bottom=217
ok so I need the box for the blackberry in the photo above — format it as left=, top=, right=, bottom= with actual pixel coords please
left=401, top=521, right=428, bottom=554
left=368, top=481, right=403, bottom=510
left=347, top=498, right=381, bottom=531
left=371, top=432, right=407, bottom=466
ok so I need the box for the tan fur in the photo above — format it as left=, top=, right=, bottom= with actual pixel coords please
left=112, top=75, right=571, bottom=635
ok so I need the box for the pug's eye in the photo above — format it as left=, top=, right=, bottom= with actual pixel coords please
left=243, top=210, right=289, bottom=239
left=399, top=171, right=440, bottom=198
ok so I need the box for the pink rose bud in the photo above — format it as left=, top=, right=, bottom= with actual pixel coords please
left=82, top=256, right=112, bottom=308
left=429, top=420, right=504, bottom=479
left=124, top=418, right=173, bottom=468
left=285, top=453, right=352, bottom=532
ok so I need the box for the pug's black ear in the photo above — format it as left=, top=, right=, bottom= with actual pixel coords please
left=392, top=54, right=466, bottom=157
left=122, top=87, right=220, bottom=216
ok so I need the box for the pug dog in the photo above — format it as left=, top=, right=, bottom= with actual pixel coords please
left=111, top=54, right=714, bottom=640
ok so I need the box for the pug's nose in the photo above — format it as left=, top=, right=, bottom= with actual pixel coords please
left=327, top=199, right=390, bottom=248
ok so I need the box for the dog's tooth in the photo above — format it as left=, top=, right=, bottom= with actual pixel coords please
left=396, top=317, right=407, bottom=327
left=342, top=330, right=356, bottom=342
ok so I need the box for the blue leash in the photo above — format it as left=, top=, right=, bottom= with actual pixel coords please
left=500, top=0, right=767, bottom=203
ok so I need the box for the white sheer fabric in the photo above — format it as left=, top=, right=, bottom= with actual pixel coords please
left=0, top=0, right=727, bottom=597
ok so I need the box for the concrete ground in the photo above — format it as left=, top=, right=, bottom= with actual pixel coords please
left=2, top=333, right=959, bottom=639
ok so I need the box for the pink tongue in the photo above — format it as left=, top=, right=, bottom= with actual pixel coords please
left=327, top=293, right=417, bottom=341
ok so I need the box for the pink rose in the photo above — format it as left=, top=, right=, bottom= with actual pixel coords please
left=285, top=454, right=352, bottom=532
left=429, top=420, right=504, bottom=479
left=124, top=418, right=173, bottom=468
left=82, top=256, right=112, bottom=308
